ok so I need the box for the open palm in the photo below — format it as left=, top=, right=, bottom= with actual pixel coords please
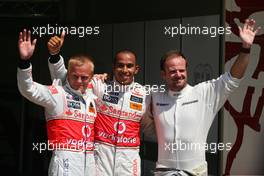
left=239, top=19, right=260, bottom=47
left=18, top=29, right=37, bottom=60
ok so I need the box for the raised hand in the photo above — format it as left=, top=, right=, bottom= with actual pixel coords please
left=47, top=30, right=65, bottom=55
left=239, top=19, right=261, bottom=48
left=93, top=73, right=108, bottom=81
left=18, top=29, right=37, bottom=60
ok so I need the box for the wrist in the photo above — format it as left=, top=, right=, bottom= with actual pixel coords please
left=18, top=59, right=31, bottom=69
left=49, top=52, right=61, bottom=64
left=242, top=43, right=251, bottom=49
left=240, top=46, right=251, bottom=54
left=49, top=50, right=60, bottom=55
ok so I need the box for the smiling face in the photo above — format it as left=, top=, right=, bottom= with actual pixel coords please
left=161, top=55, right=188, bottom=91
left=113, top=51, right=139, bottom=85
left=67, top=55, right=94, bottom=94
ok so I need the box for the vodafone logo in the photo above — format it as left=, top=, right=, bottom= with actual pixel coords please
left=82, top=125, right=91, bottom=138
left=114, top=122, right=126, bottom=134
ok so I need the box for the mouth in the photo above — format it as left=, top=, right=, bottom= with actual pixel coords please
left=172, top=78, right=182, bottom=82
left=120, top=74, right=131, bottom=80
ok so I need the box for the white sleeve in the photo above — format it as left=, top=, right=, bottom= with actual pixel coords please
left=201, top=72, right=241, bottom=115
left=48, top=55, right=67, bottom=83
left=17, top=65, right=57, bottom=110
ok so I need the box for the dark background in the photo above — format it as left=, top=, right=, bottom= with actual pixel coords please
left=0, top=0, right=221, bottom=175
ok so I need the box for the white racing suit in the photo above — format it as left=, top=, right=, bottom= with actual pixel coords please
left=150, top=72, right=241, bottom=176
left=48, top=56, right=155, bottom=176
left=17, top=65, right=97, bottom=176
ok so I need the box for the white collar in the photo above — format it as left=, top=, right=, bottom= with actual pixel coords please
left=112, top=77, right=135, bottom=92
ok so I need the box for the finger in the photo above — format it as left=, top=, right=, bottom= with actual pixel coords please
left=32, top=39, right=37, bottom=47
left=18, top=32, right=23, bottom=44
left=251, top=19, right=256, bottom=30
left=47, top=42, right=53, bottom=49
left=27, top=30, right=31, bottom=42
left=248, top=26, right=253, bottom=31
left=254, top=26, right=261, bottom=35
left=47, top=42, right=54, bottom=48
left=52, top=36, right=61, bottom=46
left=247, top=19, right=253, bottom=29
left=47, top=42, right=58, bottom=52
left=49, top=40, right=57, bottom=46
left=50, top=36, right=60, bottom=42
left=243, top=19, right=249, bottom=31
left=249, top=19, right=255, bottom=25
left=48, top=37, right=57, bottom=46
left=23, top=29, right=27, bottom=41
left=47, top=41, right=52, bottom=47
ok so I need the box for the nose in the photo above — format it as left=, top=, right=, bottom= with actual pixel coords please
left=76, top=77, right=82, bottom=83
left=175, top=70, right=181, bottom=77
left=122, top=65, right=128, bottom=73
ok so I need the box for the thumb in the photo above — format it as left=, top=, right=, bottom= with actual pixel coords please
left=238, top=26, right=242, bottom=35
left=60, top=30, right=65, bottom=44
left=32, top=39, right=37, bottom=47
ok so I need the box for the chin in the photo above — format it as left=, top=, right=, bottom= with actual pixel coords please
left=123, top=81, right=133, bottom=85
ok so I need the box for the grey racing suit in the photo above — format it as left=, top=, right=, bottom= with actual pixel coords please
left=149, top=72, right=241, bottom=176
left=48, top=56, right=155, bottom=176
left=17, top=64, right=97, bottom=176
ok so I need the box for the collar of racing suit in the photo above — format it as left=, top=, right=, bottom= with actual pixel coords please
left=168, top=84, right=191, bottom=99
left=64, top=80, right=89, bottom=98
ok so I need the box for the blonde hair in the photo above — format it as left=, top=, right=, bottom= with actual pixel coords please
left=68, top=54, right=94, bottom=74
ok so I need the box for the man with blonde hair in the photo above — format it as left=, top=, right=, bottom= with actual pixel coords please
left=17, top=29, right=97, bottom=176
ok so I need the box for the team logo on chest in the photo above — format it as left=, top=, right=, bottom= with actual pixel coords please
left=67, top=101, right=81, bottom=109
left=102, top=94, right=119, bottom=104
left=130, top=95, right=143, bottom=103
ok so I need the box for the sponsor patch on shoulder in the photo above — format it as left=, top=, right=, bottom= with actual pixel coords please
left=48, top=86, right=58, bottom=94
left=156, top=103, right=169, bottom=106
left=182, top=100, right=198, bottom=106
left=130, top=95, right=143, bottom=104
left=130, top=102, right=142, bottom=111
left=67, top=101, right=81, bottom=109
left=102, top=94, right=118, bottom=104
